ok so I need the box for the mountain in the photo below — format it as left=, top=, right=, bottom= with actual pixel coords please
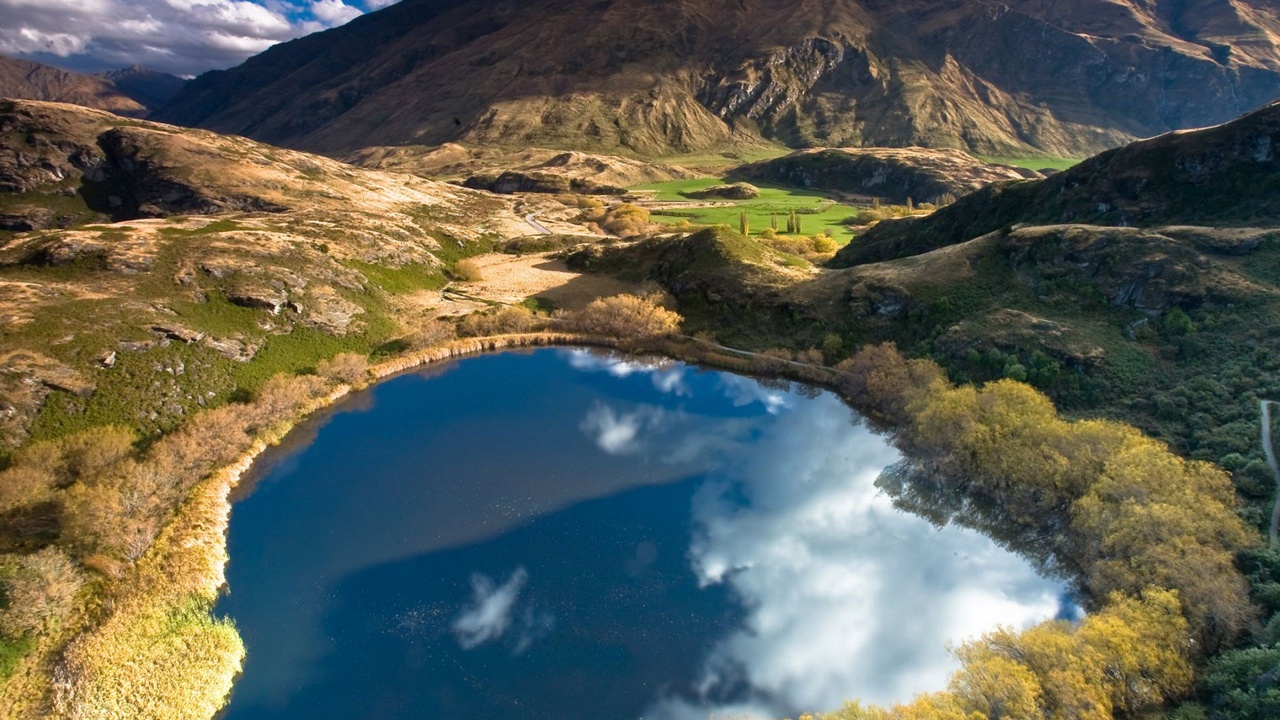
left=0, top=56, right=147, bottom=116
left=153, top=0, right=1280, bottom=158
left=0, top=56, right=185, bottom=116
left=95, top=65, right=187, bottom=110
left=830, top=98, right=1280, bottom=266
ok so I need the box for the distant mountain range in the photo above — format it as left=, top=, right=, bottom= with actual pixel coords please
left=150, top=0, right=1280, bottom=158
left=0, top=55, right=185, bottom=116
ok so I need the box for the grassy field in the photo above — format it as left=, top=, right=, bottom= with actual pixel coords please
left=977, top=154, right=1082, bottom=172
left=631, top=177, right=862, bottom=243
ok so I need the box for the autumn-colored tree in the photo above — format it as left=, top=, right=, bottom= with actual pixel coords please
left=981, top=621, right=1111, bottom=720
left=0, top=466, right=56, bottom=513
left=457, top=305, right=543, bottom=337
left=834, top=343, right=946, bottom=423
left=948, top=649, right=1043, bottom=720
left=1076, top=590, right=1194, bottom=713
left=601, top=203, right=651, bottom=237
left=316, top=352, right=371, bottom=387
left=0, top=547, right=84, bottom=637
left=406, top=319, right=456, bottom=350
left=1074, top=439, right=1255, bottom=649
left=563, top=294, right=681, bottom=339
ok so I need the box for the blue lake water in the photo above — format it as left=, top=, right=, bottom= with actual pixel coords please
left=218, top=348, right=1070, bottom=720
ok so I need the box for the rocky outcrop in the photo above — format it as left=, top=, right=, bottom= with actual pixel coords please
left=462, top=171, right=624, bottom=195
left=681, top=183, right=760, bottom=200
left=999, top=226, right=1230, bottom=313
left=0, top=100, right=292, bottom=230
left=733, top=148, right=1030, bottom=204
left=151, top=0, right=1280, bottom=158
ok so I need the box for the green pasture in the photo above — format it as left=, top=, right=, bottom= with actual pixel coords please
left=630, top=178, right=861, bottom=243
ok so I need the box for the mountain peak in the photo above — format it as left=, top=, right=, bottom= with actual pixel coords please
left=152, top=0, right=1280, bottom=158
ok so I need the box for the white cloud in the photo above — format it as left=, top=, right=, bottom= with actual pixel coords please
left=580, top=403, right=666, bottom=456
left=563, top=348, right=690, bottom=396
left=645, top=392, right=1066, bottom=718
left=719, top=374, right=792, bottom=413
left=0, top=0, right=369, bottom=76
left=453, top=567, right=528, bottom=650
left=309, top=0, right=361, bottom=24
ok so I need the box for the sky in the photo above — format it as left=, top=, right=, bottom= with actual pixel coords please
left=0, top=0, right=399, bottom=77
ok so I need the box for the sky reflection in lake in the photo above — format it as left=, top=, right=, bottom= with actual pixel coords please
left=218, top=348, right=1066, bottom=720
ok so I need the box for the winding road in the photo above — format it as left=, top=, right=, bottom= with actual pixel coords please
left=524, top=213, right=551, bottom=235
left=1263, top=400, right=1280, bottom=544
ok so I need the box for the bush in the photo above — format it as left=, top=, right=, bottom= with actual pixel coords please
left=453, top=258, right=483, bottom=282
left=0, top=547, right=84, bottom=638
left=0, top=466, right=56, bottom=513
left=562, top=294, right=682, bottom=340
left=406, top=320, right=456, bottom=350
left=457, top=306, right=543, bottom=337
left=582, top=203, right=651, bottom=237
left=316, top=353, right=371, bottom=387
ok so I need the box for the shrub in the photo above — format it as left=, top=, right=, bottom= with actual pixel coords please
left=812, top=234, right=838, bottom=253
left=562, top=294, right=682, bottom=339
left=316, top=353, right=371, bottom=387
left=457, top=305, right=543, bottom=337
left=821, top=333, right=846, bottom=364
left=406, top=320, right=456, bottom=350
left=453, top=258, right=483, bottom=282
left=583, top=203, right=651, bottom=237
left=0, top=547, right=84, bottom=638
left=0, top=466, right=56, bottom=513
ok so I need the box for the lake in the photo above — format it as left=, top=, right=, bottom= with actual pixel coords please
left=217, top=348, right=1071, bottom=720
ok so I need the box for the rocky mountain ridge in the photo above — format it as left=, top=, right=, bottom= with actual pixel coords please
left=152, top=0, right=1280, bottom=158
left=0, top=56, right=184, bottom=116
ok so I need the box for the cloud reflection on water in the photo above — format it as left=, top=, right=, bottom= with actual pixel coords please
left=584, top=385, right=1068, bottom=718
left=222, top=350, right=1068, bottom=720
left=453, top=567, right=528, bottom=650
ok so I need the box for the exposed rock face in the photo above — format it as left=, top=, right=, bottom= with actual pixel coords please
left=832, top=99, right=1280, bottom=267
left=0, top=99, right=303, bottom=230
left=933, top=309, right=1107, bottom=371
left=733, top=148, right=1030, bottom=203
left=152, top=0, right=1280, bottom=158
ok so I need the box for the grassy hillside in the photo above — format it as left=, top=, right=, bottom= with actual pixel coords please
left=833, top=100, right=1280, bottom=267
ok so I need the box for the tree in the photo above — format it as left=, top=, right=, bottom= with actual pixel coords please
left=0, top=466, right=56, bottom=513
left=1075, top=590, right=1194, bottom=714
left=1202, top=646, right=1280, bottom=720
left=948, top=649, right=1043, bottom=720
left=564, top=294, right=681, bottom=339
left=316, top=352, right=371, bottom=386
left=0, top=547, right=84, bottom=637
